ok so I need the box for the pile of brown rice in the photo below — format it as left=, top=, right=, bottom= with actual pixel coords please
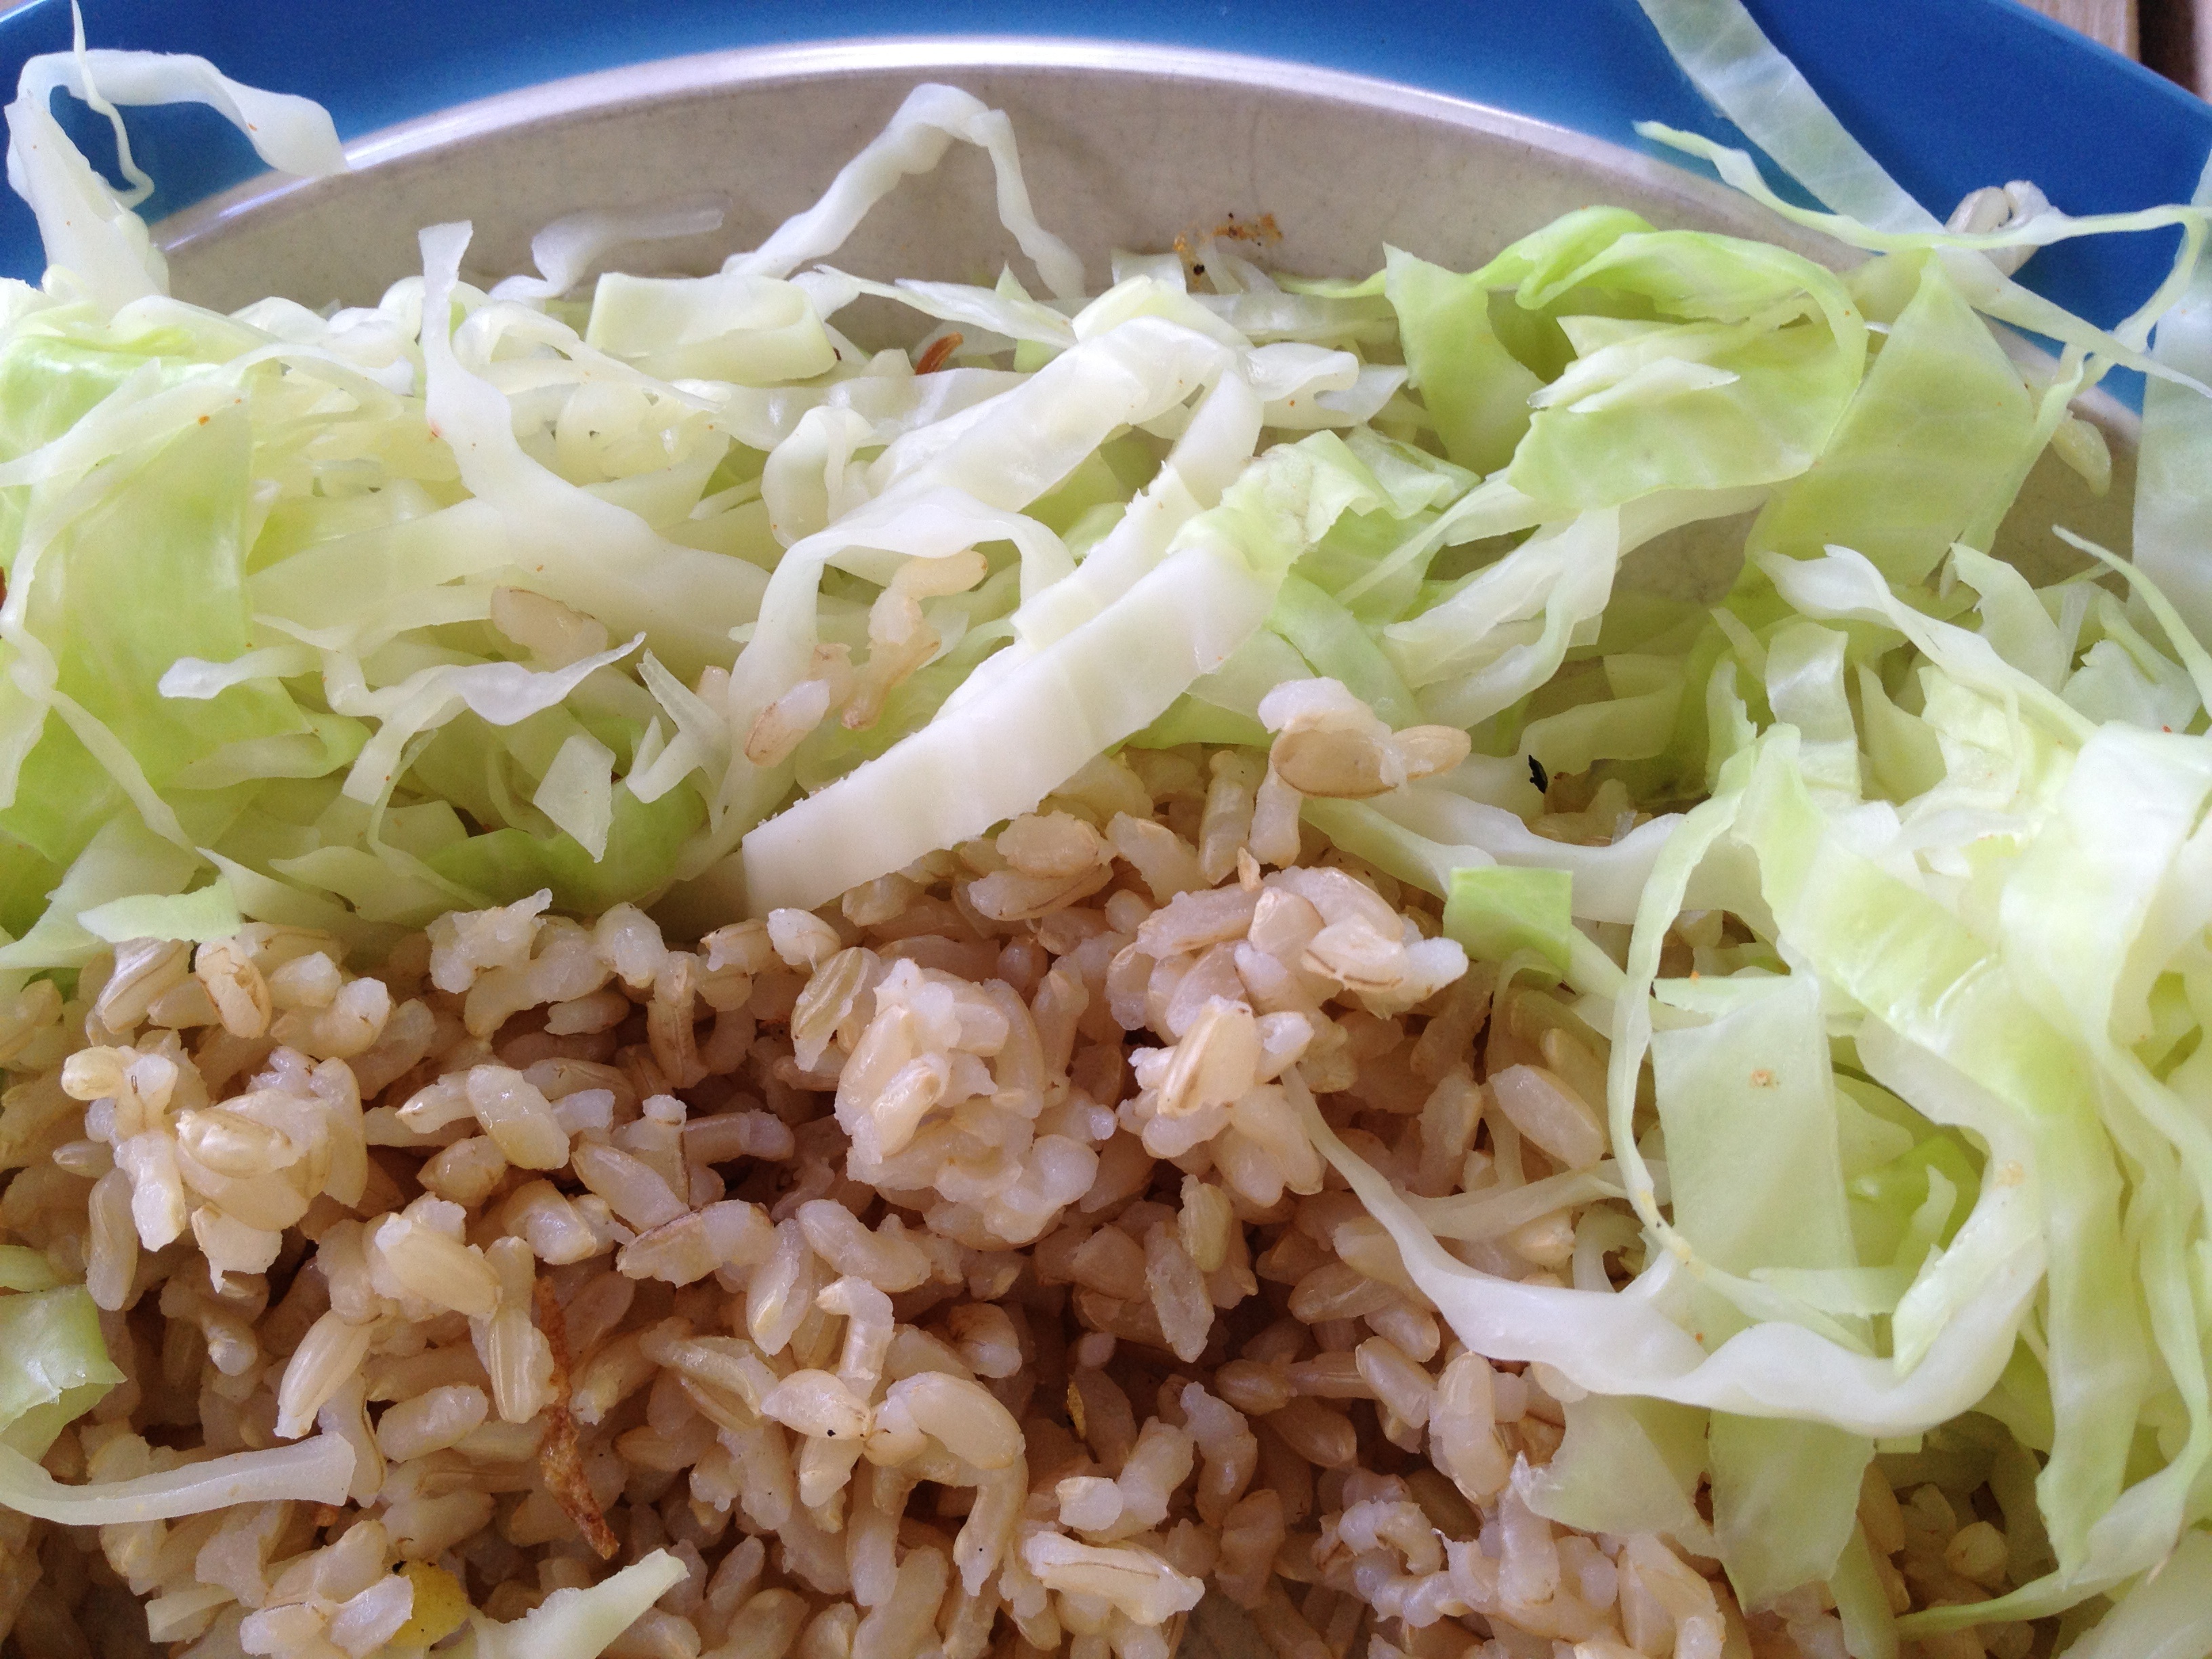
left=0, top=722, right=2048, bottom=1659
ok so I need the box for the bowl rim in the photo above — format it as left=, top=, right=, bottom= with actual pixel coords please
left=152, top=35, right=1818, bottom=264
left=151, top=33, right=2139, bottom=444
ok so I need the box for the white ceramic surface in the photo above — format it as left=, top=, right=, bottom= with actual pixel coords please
left=156, top=41, right=1845, bottom=308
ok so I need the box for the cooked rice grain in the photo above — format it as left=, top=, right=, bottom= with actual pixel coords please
left=0, top=731, right=2051, bottom=1659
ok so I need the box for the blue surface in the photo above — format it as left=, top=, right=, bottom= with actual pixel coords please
left=0, top=0, right=2206, bottom=340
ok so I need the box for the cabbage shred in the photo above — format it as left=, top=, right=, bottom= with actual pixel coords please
left=0, top=3, right=2211, bottom=1656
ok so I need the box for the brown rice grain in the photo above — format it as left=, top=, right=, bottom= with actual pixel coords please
left=1268, top=1398, right=1357, bottom=1469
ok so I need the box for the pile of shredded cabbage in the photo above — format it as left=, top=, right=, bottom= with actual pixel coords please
left=3, top=1, right=2212, bottom=1656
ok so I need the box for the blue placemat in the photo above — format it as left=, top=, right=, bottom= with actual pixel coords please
left=0, top=0, right=2205, bottom=344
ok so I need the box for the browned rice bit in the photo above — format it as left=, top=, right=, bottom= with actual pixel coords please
left=0, top=738, right=2049, bottom=1659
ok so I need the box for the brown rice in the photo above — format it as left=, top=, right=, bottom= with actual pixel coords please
left=0, top=719, right=2051, bottom=1659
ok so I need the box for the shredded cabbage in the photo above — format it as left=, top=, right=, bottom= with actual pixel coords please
left=461, top=1550, right=689, bottom=1659
left=3, top=9, right=2212, bottom=1655
left=0, top=1281, right=355, bottom=1522
left=1442, top=863, right=1576, bottom=974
